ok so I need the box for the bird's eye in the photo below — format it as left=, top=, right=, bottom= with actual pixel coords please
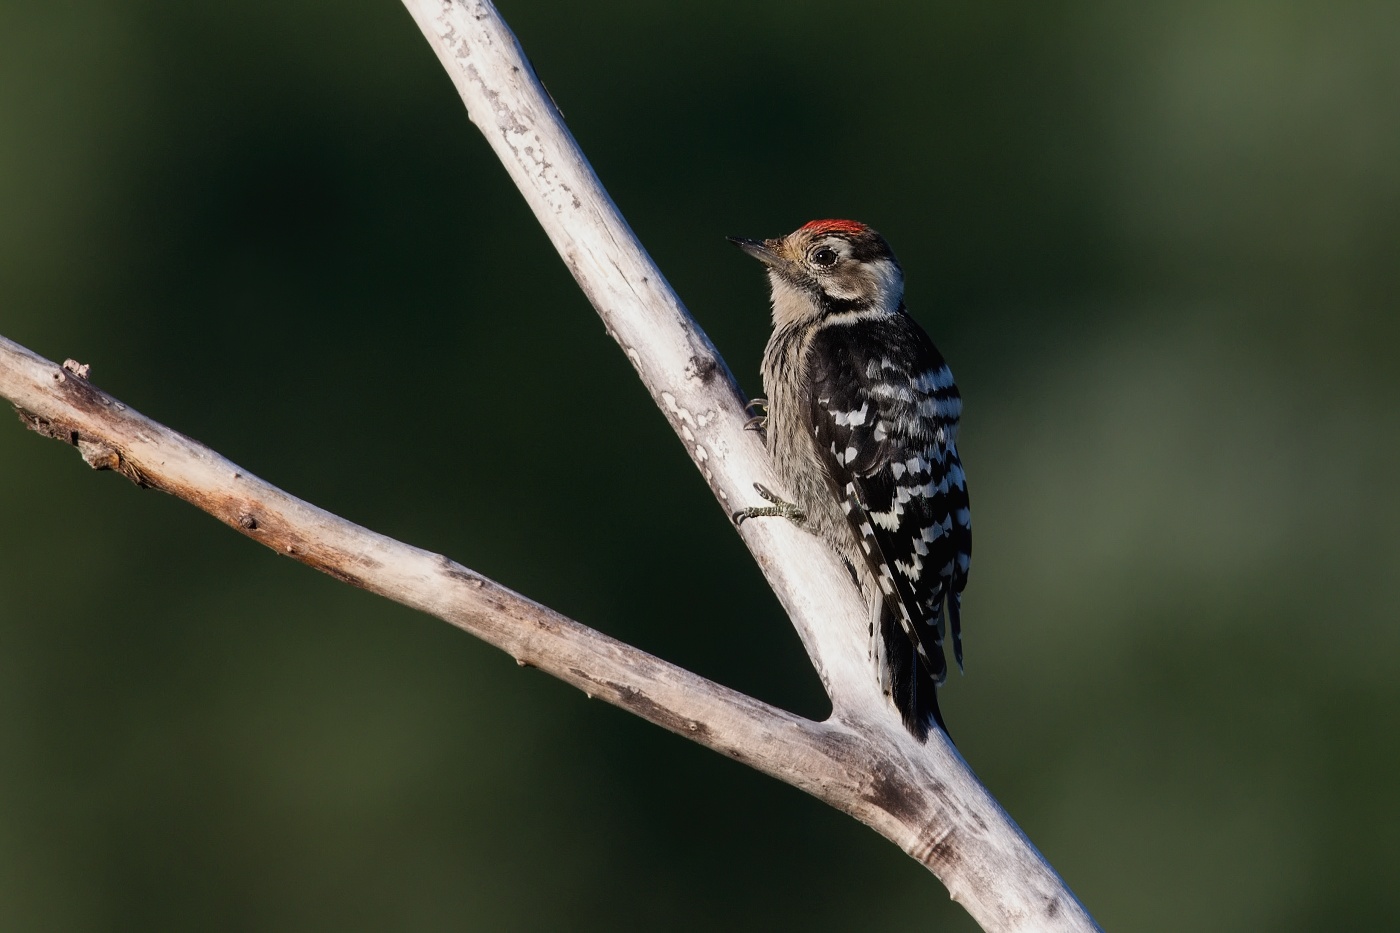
left=810, top=246, right=839, bottom=267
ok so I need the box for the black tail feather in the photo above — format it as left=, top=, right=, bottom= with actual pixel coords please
left=882, top=606, right=951, bottom=744
left=950, top=591, right=964, bottom=674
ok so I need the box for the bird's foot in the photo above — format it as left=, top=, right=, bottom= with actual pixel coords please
left=743, top=398, right=769, bottom=432
left=732, top=483, right=806, bottom=526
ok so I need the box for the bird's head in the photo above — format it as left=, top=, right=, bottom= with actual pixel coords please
left=729, top=219, right=904, bottom=327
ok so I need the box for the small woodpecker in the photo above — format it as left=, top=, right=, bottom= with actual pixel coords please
left=730, top=220, right=971, bottom=742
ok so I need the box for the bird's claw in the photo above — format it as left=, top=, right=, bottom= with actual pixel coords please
left=732, top=483, right=806, bottom=526
left=743, top=398, right=769, bottom=433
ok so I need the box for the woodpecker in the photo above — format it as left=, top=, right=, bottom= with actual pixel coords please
left=730, top=220, right=971, bottom=742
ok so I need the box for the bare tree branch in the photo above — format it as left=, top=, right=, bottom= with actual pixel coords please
left=0, top=1, right=1102, bottom=929
left=399, top=2, right=1098, bottom=927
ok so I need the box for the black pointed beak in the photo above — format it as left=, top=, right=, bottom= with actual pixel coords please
left=728, top=236, right=780, bottom=266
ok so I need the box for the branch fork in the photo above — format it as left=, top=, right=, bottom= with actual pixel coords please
left=0, top=2, right=1100, bottom=930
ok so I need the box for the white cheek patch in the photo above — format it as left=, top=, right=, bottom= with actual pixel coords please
left=865, top=259, right=904, bottom=314
left=819, top=256, right=904, bottom=309
left=768, top=274, right=814, bottom=327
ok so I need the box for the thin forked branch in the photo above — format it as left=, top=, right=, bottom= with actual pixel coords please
left=0, top=1, right=1101, bottom=930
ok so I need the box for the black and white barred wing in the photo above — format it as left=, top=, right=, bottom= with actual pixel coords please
left=805, top=316, right=972, bottom=723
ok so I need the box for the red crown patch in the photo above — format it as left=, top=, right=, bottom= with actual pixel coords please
left=799, top=219, right=870, bottom=237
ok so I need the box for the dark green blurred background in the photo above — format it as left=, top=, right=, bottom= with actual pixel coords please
left=3, top=1, right=1397, bottom=929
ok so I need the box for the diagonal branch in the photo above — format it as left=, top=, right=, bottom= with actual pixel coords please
left=400, top=2, right=1098, bottom=928
left=0, top=340, right=821, bottom=785
left=0, top=1, right=1102, bottom=930
left=402, top=0, right=889, bottom=723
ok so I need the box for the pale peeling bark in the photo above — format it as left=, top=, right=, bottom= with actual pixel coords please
left=0, top=1, right=1101, bottom=929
